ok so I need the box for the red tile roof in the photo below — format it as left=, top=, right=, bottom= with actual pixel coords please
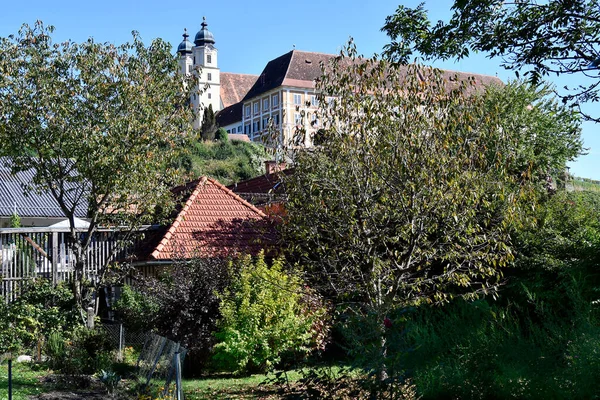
left=220, top=72, right=258, bottom=108
left=149, top=176, right=273, bottom=260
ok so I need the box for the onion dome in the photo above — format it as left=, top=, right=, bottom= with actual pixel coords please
left=177, top=28, right=194, bottom=55
left=194, top=17, right=215, bottom=46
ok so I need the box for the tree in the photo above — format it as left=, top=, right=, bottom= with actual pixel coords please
left=200, top=104, right=217, bottom=140
left=0, top=22, right=199, bottom=313
left=381, top=0, right=600, bottom=122
left=281, top=43, right=581, bottom=317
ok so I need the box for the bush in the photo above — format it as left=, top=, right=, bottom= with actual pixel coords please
left=215, top=127, right=228, bottom=142
left=213, top=253, right=325, bottom=375
left=113, top=284, right=159, bottom=332
left=132, top=257, right=231, bottom=374
left=47, top=326, right=113, bottom=375
left=0, top=280, right=79, bottom=355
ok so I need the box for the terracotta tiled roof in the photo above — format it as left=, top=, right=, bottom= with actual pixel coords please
left=242, top=50, right=503, bottom=101
left=148, top=176, right=273, bottom=260
left=220, top=72, right=258, bottom=108
left=228, top=169, right=293, bottom=195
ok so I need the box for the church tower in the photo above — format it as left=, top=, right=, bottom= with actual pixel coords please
left=178, top=17, right=221, bottom=129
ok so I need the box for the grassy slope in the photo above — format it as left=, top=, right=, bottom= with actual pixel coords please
left=186, top=139, right=270, bottom=186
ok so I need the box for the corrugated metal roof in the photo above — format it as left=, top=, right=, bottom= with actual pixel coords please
left=0, top=157, right=88, bottom=218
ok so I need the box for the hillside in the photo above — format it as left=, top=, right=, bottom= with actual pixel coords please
left=179, top=137, right=270, bottom=186
left=568, top=176, right=600, bottom=192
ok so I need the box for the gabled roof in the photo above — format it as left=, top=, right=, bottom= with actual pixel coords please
left=242, top=50, right=334, bottom=101
left=0, top=157, right=88, bottom=219
left=241, top=50, right=503, bottom=101
left=220, top=72, right=258, bottom=108
left=148, top=176, right=273, bottom=260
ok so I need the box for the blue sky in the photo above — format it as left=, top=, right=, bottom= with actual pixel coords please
left=1, top=0, right=597, bottom=179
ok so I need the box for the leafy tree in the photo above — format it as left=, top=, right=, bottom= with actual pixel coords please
left=200, top=104, right=218, bottom=141
left=281, top=44, right=581, bottom=319
left=0, top=22, right=199, bottom=312
left=382, top=0, right=600, bottom=122
left=213, top=253, right=323, bottom=375
left=132, top=257, right=231, bottom=373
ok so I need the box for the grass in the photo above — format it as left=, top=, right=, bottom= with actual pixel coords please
left=182, top=370, right=303, bottom=400
left=0, top=361, right=49, bottom=400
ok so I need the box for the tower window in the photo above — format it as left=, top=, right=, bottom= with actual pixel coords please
left=207, top=73, right=212, bottom=81
left=208, top=93, right=211, bottom=99
left=207, top=54, right=212, bottom=64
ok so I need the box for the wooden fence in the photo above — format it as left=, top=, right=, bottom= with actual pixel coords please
left=0, top=227, right=148, bottom=302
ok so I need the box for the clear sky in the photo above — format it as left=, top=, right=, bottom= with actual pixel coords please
left=1, top=0, right=597, bottom=179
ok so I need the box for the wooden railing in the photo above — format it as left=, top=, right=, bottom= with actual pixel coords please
left=0, top=227, right=151, bottom=302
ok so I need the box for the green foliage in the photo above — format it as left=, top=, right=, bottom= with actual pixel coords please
left=215, top=127, right=229, bottom=142
left=200, top=104, right=218, bottom=141
left=46, top=326, right=113, bottom=375
left=382, top=0, right=600, bottom=122
left=213, top=253, right=323, bottom=375
left=398, top=297, right=600, bottom=399
left=0, top=21, right=199, bottom=311
left=10, top=212, right=21, bottom=228
left=187, top=139, right=269, bottom=185
left=112, top=285, right=159, bottom=332
left=282, top=45, right=567, bottom=314
left=0, top=280, right=79, bottom=355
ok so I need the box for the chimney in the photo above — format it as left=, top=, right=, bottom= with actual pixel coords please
left=265, top=160, right=286, bottom=176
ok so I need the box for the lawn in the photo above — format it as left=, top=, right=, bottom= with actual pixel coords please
left=0, top=361, right=48, bottom=400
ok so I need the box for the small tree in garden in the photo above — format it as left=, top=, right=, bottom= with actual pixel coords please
left=279, top=42, right=581, bottom=378
left=0, top=21, right=199, bottom=314
left=213, top=253, right=326, bottom=375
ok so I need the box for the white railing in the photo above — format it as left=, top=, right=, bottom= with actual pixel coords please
left=0, top=227, right=149, bottom=302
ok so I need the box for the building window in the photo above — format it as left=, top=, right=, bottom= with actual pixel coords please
left=263, top=98, right=269, bottom=110
left=237, top=126, right=242, bottom=133
left=207, top=54, right=212, bottom=64
left=311, top=95, right=318, bottom=107
left=253, top=102, right=259, bottom=115
left=244, top=124, right=251, bottom=134
left=274, top=113, right=280, bottom=125
left=188, top=64, right=192, bottom=73
left=272, top=94, right=279, bottom=108
left=207, top=72, right=212, bottom=81
left=208, top=93, right=211, bottom=99
left=311, top=113, right=319, bottom=127
left=294, top=94, right=302, bottom=105
left=245, top=105, right=251, bottom=118
left=263, top=117, right=269, bottom=130
left=294, top=113, right=302, bottom=125
left=253, top=121, right=259, bottom=133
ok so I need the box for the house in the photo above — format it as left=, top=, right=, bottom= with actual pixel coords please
left=0, top=157, right=88, bottom=227
left=133, top=176, right=275, bottom=266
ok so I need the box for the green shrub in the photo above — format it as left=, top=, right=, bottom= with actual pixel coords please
left=47, top=326, right=113, bottom=375
left=0, top=280, right=78, bottom=355
left=113, top=284, right=159, bottom=332
left=213, top=253, right=324, bottom=375
left=215, top=128, right=228, bottom=142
